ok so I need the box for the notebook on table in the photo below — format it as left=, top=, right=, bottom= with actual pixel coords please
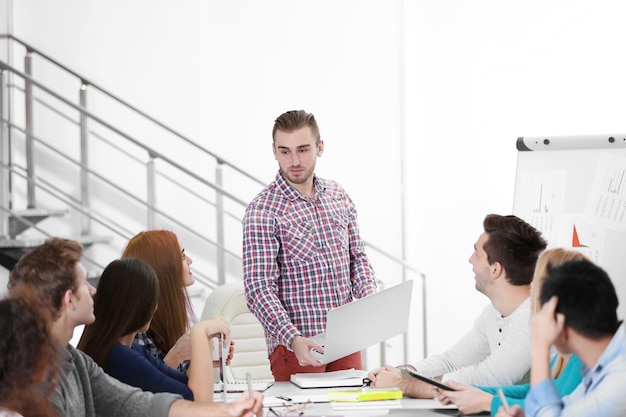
left=290, top=368, right=367, bottom=388
left=308, top=280, right=414, bottom=365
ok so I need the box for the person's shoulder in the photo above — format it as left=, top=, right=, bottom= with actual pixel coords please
left=248, top=183, right=275, bottom=205
left=111, top=341, right=149, bottom=363
left=0, top=408, right=23, bottom=417
left=317, top=177, right=348, bottom=196
left=245, top=181, right=285, bottom=214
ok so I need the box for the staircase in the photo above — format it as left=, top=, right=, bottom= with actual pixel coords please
left=0, top=34, right=267, bottom=289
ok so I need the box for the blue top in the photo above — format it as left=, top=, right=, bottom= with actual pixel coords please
left=105, top=341, right=193, bottom=400
left=477, top=354, right=583, bottom=415
left=525, top=322, right=626, bottom=417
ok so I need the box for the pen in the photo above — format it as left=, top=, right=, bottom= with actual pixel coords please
left=497, top=388, right=510, bottom=413
left=268, top=407, right=279, bottom=417
left=220, top=334, right=227, bottom=403
left=361, top=377, right=372, bottom=391
left=246, top=372, right=257, bottom=417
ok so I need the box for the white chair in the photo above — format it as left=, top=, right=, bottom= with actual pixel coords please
left=201, top=280, right=274, bottom=383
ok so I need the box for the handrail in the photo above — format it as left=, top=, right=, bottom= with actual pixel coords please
left=0, top=57, right=426, bottom=277
left=1, top=161, right=220, bottom=289
left=0, top=34, right=266, bottom=188
left=0, top=60, right=250, bottom=208
left=4, top=120, right=242, bottom=262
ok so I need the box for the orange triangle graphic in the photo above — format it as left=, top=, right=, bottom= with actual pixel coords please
left=572, top=225, right=581, bottom=247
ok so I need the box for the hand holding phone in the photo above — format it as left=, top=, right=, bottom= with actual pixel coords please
left=403, top=368, right=456, bottom=391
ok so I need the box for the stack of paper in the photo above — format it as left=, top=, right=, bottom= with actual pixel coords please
left=213, top=381, right=273, bottom=392
left=331, top=399, right=403, bottom=410
left=290, top=368, right=367, bottom=388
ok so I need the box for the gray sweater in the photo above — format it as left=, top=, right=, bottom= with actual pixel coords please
left=53, top=345, right=181, bottom=417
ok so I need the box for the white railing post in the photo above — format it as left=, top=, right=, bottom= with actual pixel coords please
left=147, top=152, right=156, bottom=229
left=0, top=68, right=7, bottom=238
left=24, top=51, right=35, bottom=208
left=216, top=161, right=225, bottom=285
left=79, top=82, right=91, bottom=235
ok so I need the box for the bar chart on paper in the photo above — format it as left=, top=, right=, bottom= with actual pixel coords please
left=513, top=170, right=566, bottom=244
left=584, top=153, right=626, bottom=233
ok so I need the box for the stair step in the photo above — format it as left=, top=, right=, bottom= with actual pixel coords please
left=0, top=235, right=112, bottom=271
left=0, top=235, right=112, bottom=249
left=8, top=208, right=69, bottom=237
left=10, top=208, right=68, bottom=217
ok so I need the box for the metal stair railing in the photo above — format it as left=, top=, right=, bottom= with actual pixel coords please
left=0, top=33, right=429, bottom=359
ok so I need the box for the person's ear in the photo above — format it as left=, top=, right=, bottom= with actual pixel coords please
left=490, top=261, right=503, bottom=279
left=317, top=140, right=324, bottom=157
left=62, top=289, right=74, bottom=311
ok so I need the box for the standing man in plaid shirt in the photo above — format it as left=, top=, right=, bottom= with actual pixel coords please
left=243, top=109, right=377, bottom=381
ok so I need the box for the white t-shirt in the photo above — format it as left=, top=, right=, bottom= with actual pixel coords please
left=414, top=298, right=532, bottom=386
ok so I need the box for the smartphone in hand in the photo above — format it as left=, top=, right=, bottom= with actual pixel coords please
left=404, top=368, right=457, bottom=391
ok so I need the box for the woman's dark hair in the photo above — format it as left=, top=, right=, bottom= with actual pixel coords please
left=78, top=258, right=159, bottom=367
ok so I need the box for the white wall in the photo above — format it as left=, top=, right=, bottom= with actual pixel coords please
left=7, top=0, right=626, bottom=365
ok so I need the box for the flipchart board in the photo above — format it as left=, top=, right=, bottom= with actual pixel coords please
left=513, top=134, right=626, bottom=320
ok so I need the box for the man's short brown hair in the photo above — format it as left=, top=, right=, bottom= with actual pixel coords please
left=8, top=237, right=83, bottom=318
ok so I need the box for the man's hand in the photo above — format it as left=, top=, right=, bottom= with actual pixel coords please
left=434, top=381, right=492, bottom=415
left=530, top=296, right=564, bottom=386
left=290, top=336, right=324, bottom=367
left=532, top=296, right=564, bottom=348
left=367, top=365, right=403, bottom=388
left=368, top=365, right=437, bottom=398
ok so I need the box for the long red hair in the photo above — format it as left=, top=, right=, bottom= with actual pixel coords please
left=122, top=230, right=195, bottom=353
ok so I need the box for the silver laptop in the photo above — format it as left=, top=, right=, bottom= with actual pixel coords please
left=309, top=280, right=413, bottom=364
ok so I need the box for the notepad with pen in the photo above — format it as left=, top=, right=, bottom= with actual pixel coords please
left=328, top=388, right=403, bottom=402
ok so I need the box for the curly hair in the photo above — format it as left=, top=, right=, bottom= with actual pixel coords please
left=0, top=289, right=62, bottom=417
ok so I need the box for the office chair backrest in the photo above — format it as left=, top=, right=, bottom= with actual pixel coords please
left=201, top=281, right=274, bottom=382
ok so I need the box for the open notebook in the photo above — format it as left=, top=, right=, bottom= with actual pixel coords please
left=290, top=368, right=367, bottom=389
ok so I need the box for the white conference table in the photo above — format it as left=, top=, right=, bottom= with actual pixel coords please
left=260, top=382, right=463, bottom=417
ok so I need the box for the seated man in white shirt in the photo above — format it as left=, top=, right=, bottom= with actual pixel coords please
left=368, top=214, right=547, bottom=398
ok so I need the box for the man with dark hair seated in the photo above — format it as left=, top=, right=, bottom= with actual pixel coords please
left=498, top=260, right=626, bottom=416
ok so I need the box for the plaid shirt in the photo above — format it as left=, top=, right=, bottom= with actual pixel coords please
left=243, top=172, right=377, bottom=357
left=134, top=330, right=190, bottom=373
